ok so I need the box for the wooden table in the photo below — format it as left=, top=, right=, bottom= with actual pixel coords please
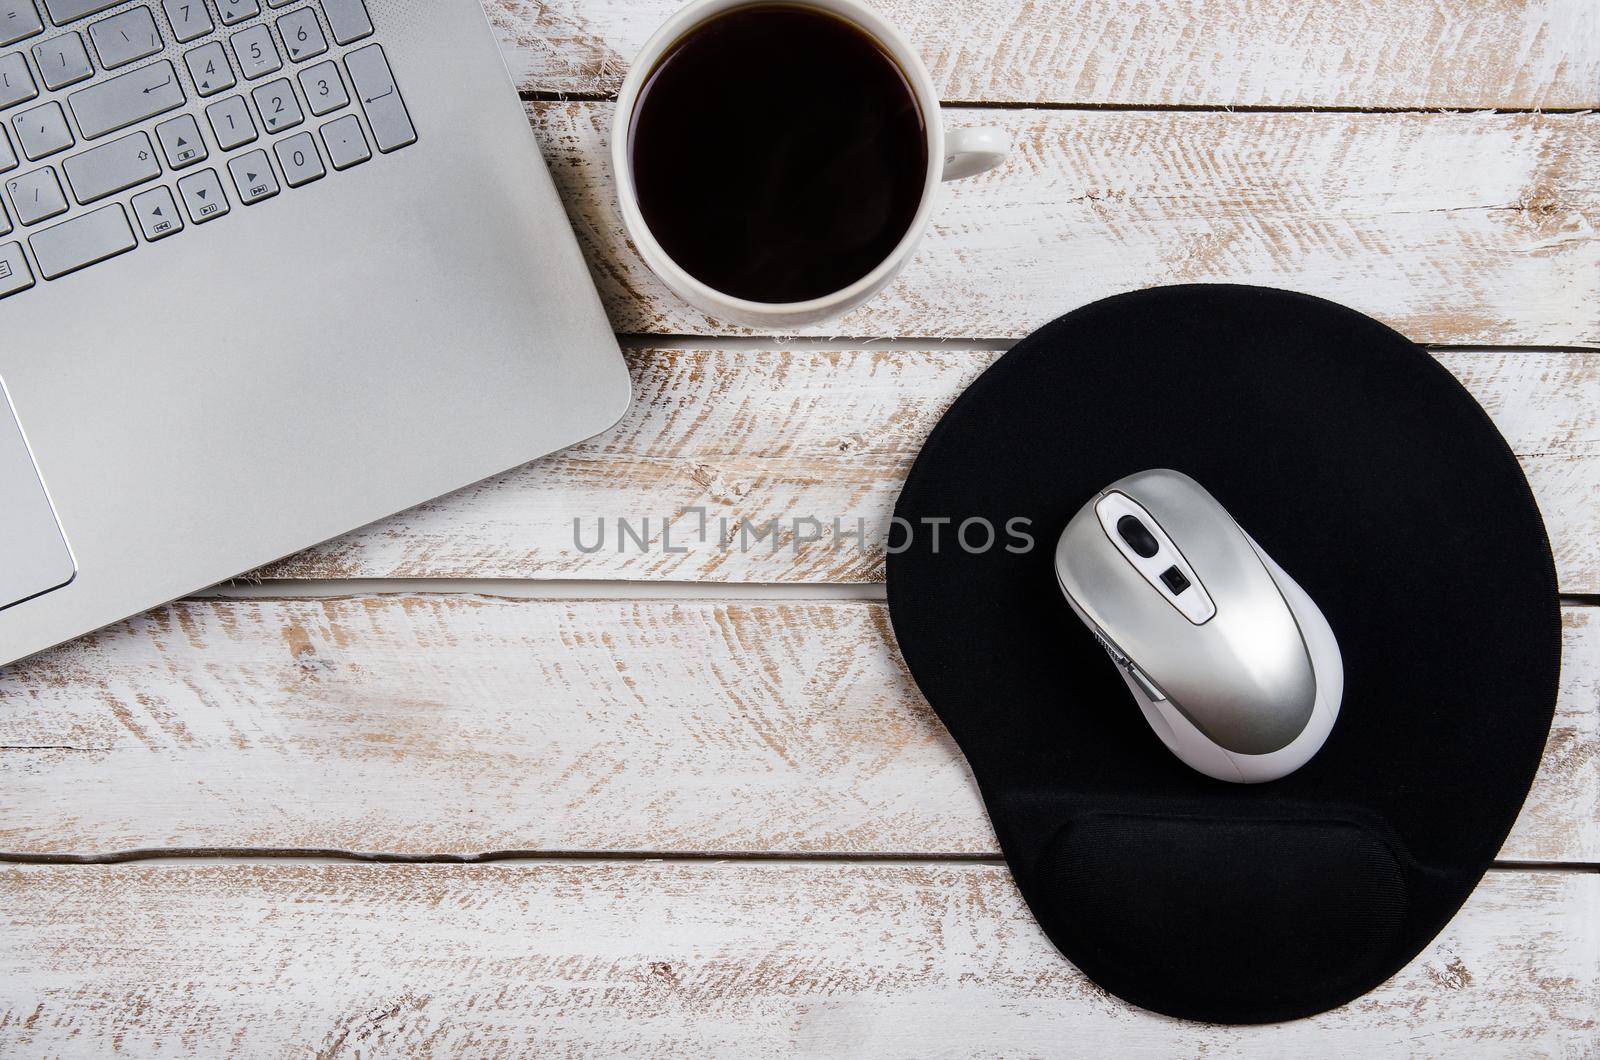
left=3, top=1, right=1598, bottom=1054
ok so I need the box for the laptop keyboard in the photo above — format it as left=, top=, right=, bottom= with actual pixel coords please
left=0, top=0, right=414, bottom=297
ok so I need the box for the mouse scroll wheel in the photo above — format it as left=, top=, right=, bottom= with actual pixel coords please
left=1116, top=515, right=1160, bottom=558
left=1091, top=629, right=1129, bottom=667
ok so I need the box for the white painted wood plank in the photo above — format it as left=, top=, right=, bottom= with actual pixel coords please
left=531, top=106, right=1600, bottom=346
left=0, top=862, right=1593, bottom=1056
left=2, top=598, right=1591, bottom=863
left=262, top=347, right=1600, bottom=594
left=487, top=0, right=1600, bottom=109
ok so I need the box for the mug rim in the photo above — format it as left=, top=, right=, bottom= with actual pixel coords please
left=611, top=0, right=946, bottom=320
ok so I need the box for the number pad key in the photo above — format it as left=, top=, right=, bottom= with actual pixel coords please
left=231, top=24, right=281, bottom=80
left=251, top=77, right=301, bottom=133
left=177, top=166, right=228, bottom=222
left=13, top=101, right=72, bottom=160
left=297, top=60, right=346, bottom=116
left=0, top=52, right=38, bottom=110
left=162, top=0, right=213, bottom=44
left=33, top=32, right=94, bottom=92
left=185, top=41, right=236, bottom=96
left=88, top=7, right=162, bottom=70
left=273, top=129, right=320, bottom=186
left=0, top=0, right=43, bottom=48
left=321, top=0, right=370, bottom=45
left=6, top=166, right=67, bottom=224
left=277, top=7, right=326, bottom=62
left=155, top=112, right=206, bottom=168
left=131, top=184, right=181, bottom=239
left=216, top=0, right=258, bottom=26
left=205, top=94, right=256, bottom=149
left=319, top=113, right=366, bottom=170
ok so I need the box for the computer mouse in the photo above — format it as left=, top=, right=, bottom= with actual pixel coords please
left=1054, top=469, right=1343, bottom=783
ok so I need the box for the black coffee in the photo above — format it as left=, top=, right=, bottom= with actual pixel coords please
left=628, top=4, right=929, bottom=304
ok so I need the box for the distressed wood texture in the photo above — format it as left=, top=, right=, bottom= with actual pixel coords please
left=1, top=598, right=1592, bottom=862
left=530, top=105, right=1600, bottom=345
left=487, top=0, right=1600, bottom=108
left=0, top=863, right=1595, bottom=1056
left=264, top=347, right=1600, bottom=593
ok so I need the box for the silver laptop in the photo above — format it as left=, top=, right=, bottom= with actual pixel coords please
left=0, top=0, right=631, bottom=666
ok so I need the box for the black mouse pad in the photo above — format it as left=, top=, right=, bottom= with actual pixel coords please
left=885, top=285, right=1560, bottom=1023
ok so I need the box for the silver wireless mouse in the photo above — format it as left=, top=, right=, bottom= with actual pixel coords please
left=1054, top=469, right=1343, bottom=783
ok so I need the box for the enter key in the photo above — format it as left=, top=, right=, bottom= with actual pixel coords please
left=344, top=44, right=415, bottom=154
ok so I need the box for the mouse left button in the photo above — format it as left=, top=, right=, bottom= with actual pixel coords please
left=0, top=379, right=75, bottom=611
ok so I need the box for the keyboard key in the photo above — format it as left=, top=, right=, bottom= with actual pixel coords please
left=345, top=45, right=412, bottom=153
left=273, top=129, right=320, bottom=186
left=0, top=199, right=9, bottom=233
left=319, top=112, right=366, bottom=170
left=12, top=99, right=72, bottom=158
left=0, top=0, right=43, bottom=46
left=40, top=0, right=119, bottom=24
left=88, top=5, right=161, bottom=69
left=32, top=31, right=93, bottom=90
left=0, top=52, right=38, bottom=109
left=0, top=125, right=15, bottom=171
left=30, top=202, right=134, bottom=278
left=297, top=59, right=345, bottom=115
left=277, top=7, right=324, bottom=62
left=62, top=129, right=158, bottom=203
left=231, top=24, right=279, bottom=79
left=130, top=183, right=180, bottom=239
left=69, top=59, right=184, bottom=137
left=215, top=0, right=256, bottom=26
left=184, top=40, right=234, bottom=95
left=226, top=146, right=276, bottom=203
left=251, top=76, right=300, bottom=133
left=161, top=0, right=210, bottom=43
left=155, top=112, right=205, bottom=167
left=321, top=0, right=369, bottom=44
left=176, top=165, right=226, bottom=221
left=6, top=165, right=66, bottom=223
left=204, top=93, right=254, bottom=148
left=0, top=240, right=33, bottom=296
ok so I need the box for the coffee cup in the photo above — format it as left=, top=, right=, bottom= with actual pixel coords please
left=612, top=0, right=1009, bottom=328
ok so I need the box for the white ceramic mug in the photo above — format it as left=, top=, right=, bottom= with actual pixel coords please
left=611, top=0, right=1010, bottom=328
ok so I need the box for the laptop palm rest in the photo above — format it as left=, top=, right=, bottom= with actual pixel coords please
left=0, top=380, right=75, bottom=612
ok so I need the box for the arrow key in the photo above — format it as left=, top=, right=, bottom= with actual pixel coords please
left=155, top=113, right=207, bottom=169
left=227, top=148, right=278, bottom=205
left=177, top=167, right=228, bottom=223
left=131, top=184, right=182, bottom=241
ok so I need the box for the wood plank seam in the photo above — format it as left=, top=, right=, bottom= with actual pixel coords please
left=519, top=89, right=1600, bottom=115
left=3, top=597, right=1591, bottom=863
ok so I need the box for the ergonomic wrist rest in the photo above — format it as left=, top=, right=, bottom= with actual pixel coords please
left=886, top=285, right=1559, bottom=1024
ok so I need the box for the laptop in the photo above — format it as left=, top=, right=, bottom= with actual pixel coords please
left=0, top=0, right=631, bottom=666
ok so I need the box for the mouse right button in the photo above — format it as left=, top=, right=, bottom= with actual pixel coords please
left=1126, top=662, right=1166, bottom=702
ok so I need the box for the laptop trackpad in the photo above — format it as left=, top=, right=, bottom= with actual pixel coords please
left=0, top=380, right=75, bottom=611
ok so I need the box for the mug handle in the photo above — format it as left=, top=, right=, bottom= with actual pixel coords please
left=941, top=127, right=1010, bottom=181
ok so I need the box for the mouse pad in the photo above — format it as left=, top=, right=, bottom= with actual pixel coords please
left=885, top=285, right=1560, bottom=1023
